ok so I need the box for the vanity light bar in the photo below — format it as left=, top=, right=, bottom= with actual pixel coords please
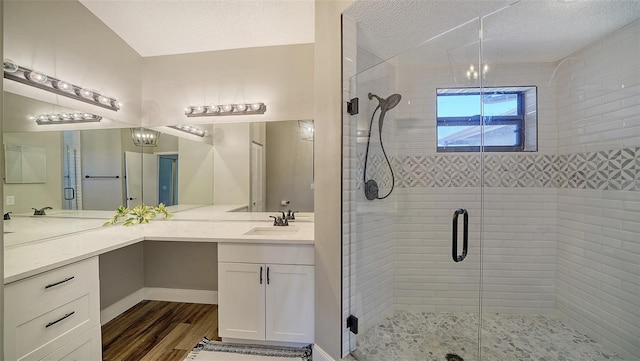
left=169, top=125, right=208, bottom=137
left=3, top=58, right=122, bottom=112
left=184, top=102, right=266, bottom=117
left=30, top=112, right=102, bottom=125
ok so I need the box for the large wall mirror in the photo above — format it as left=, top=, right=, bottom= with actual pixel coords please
left=4, top=92, right=314, bottom=215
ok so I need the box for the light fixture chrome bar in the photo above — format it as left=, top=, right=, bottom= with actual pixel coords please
left=185, top=102, right=266, bottom=117
left=3, top=59, right=122, bottom=112
left=30, top=112, right=102, bottom=125
left=168, top=125, right=207, bottom=137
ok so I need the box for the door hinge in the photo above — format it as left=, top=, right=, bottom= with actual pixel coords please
left=347, top=97, right=359, bottom=115
left=347, top=315, right=359, bottom=334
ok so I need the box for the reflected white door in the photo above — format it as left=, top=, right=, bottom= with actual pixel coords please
left=143, top=153, right=158, bottom=206
left=125, top=151, right=142, bottom=208
left=251, top=142, right=264, bottom=212
left=125, top=151, right=158, bottom=208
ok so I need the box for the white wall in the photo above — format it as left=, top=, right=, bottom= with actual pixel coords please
left=141, top=44, right=314, bottom=127
left=178, top=138, right=215, bottom=205
left=3, top=132, right=63, bottom=213
left=212, top=123, right=250, bottom=205
left=554, top=20, right=640, bottom=360
left=315, top=1, right=354, bottom=359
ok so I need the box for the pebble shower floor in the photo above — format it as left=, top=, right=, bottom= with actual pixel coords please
left=348, top=311, right=624, bottom=361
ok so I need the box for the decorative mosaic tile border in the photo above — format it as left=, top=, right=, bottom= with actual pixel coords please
left=357, top=147, right=640, bottom=191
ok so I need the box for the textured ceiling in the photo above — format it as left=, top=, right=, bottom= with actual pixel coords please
left=78, top=0, right=315, bottom=57
left=344, top=0, right=640, bottom=64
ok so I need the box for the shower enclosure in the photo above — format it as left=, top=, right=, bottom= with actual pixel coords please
left=342, top=2, right=639, bottom=360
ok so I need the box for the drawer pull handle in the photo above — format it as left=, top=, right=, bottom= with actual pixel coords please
left=45, top=311, right=75, bottom=328
left=45, top=276, right=75, bottom=289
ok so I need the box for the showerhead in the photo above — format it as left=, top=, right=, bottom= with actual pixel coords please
left=368, top=93, right=402, bottom=112
left=368, top=92, right=402, bottom=133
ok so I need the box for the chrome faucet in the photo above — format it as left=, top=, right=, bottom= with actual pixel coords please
left=270, top=213, right=289, bottom=226
left=32, top=207, right=53, bottom=216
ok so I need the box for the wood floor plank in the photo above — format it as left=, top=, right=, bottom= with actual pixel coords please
left=102, top=301, right=217, bottom=361
left=174, top=305, right=220, bottom=350
left=139, top=323, right=191, bottom=361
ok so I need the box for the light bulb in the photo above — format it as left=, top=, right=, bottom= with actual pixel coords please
left=193, top=106, right=205, bottom=114
left=27, top=115, right=37, bottom=121
left=73, top=113, right=84, bottom=120
left=222, top=104, right=233, bottom=112
left=250, top=103, right=262, bottom=111
left=54, top=80, right=74, bottom=93
left=469, top=64, right=475, bottom=72
left=235, top=104, right=247, bottom=112
left=61, top=113, right=72, bottom=120
left=208, top=105, right=220, bottom=113
left=3, top=59, right=18, bottom=73
left=112, top=100, right=123, bottom=109
left=184, top=106, right=193, bottom=114
left=77, top=88, right=93, bottom=99
left=97, top=95, right=111, bottom=105
left=27, top=71, right=48, bottom=84
left=49, top=114, right=61, bottom=122
left=82, top=113, right=93, bottom=119
left=38, top=115, right=49, bottom=121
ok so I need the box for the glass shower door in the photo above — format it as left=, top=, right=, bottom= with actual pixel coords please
left=344, top=18, right=485, bottom=361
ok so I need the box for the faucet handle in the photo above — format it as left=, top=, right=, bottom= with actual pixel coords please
left=33, top=207, right=53, bottom=216
left=287, top=210, right=298, bottom=220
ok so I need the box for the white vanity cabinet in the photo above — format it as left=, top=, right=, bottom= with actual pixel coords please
left=218, top=242, right=314, bottom=344
left=3, top=257, right=101, bottom=361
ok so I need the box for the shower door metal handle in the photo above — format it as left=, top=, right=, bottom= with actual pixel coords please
left=452, top=208, right=468, bottom=262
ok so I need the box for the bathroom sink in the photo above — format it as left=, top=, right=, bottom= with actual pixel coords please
left=244, top=227, right=300, bottom=236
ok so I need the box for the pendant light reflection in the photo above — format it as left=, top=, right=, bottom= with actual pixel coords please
left=130, top=128, right=160, bottom=147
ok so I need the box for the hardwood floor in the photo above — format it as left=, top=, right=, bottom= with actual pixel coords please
left=102, top=301, right=220, bottom=361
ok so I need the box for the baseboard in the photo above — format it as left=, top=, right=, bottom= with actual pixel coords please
left=100, top=288, right=145, bottom=325
left=313, top=345, right=337, bottom=361
left=100, top=287, right=218, bottom=325
left=144, top=287, right=218, bottom=304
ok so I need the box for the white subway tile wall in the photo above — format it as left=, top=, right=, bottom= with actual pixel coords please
left=554, top=20, right=640, bottom=359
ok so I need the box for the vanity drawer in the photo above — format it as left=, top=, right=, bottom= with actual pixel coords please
left=40, top=325, right=102, bottom=361
left=15, top=293, right=95, bottom=361
left=4, top=257, right=100, bottom=361
left=5, top=257, right=99, bottom=312
left=218, top=243, right=314, bottom=265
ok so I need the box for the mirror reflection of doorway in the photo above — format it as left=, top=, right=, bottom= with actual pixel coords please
left=158, top=154, right=179, bottom=206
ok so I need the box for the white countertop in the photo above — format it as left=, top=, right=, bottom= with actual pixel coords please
left=4, top=209, right=314, bottom=285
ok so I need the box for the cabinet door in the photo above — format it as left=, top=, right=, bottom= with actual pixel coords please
left=265, top=264, right=314, bottom=343
left=218, top=262, right=266, bottom=340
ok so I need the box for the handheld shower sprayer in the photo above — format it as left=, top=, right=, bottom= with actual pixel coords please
left=363, top=92, right=402, bottom=200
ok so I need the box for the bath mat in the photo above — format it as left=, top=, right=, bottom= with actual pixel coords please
left=183, top=337, right=312, bottom=361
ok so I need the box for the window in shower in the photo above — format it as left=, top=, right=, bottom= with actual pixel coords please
left=436, top=86, right=537, bottom=152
